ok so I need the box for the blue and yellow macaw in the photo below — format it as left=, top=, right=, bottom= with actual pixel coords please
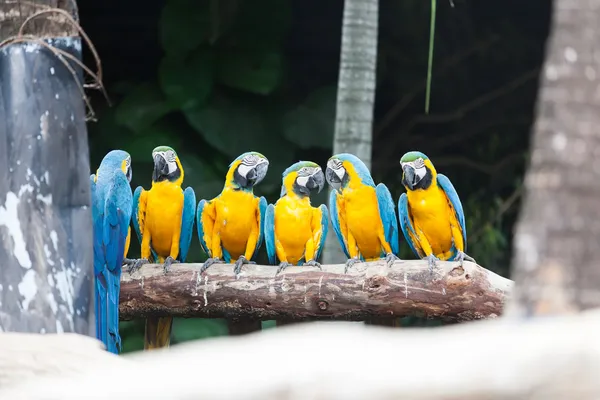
left=264, top=161, right=328, bottom=274
left=325, top=153, right=400, bottom=272
left=397, top=151, right=475, bottom=272
left=90, top=150, right=133, bottom=354
left=197, top=151, right=268, bottom=276
left=131, top=146, right=196, bottom=349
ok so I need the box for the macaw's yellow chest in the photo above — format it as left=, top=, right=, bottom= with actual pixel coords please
left=341, top=185, right=384, bottom=260
left=145, top=182, right=184, bottom=257
left=215, top=189, right=257, bottom=258
left=274, top=196, right=314, bottom=264
left=406, top=186, right=455, bottom=258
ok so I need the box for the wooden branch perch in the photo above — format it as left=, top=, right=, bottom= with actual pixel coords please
left=119, top=260, right=513, bottom=321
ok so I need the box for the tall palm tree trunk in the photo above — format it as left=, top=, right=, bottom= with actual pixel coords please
left=322, top=0, right=379, bottom=266
left=507, top=0, right=600, bottom=317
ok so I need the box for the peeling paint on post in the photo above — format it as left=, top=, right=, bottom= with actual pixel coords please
left=0, top=3, right=93, bottom=335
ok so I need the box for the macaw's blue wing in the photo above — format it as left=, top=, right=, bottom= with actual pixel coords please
left=103, top=170, right=133, bottom=274
left=315, top=204, right=329, bottom=261
left=376, top=183, right=400, bottom=256
left=91, top=174, right=108, bottom=346
left=328, top=190, right=350, bottom=259
left=131, top=186, right=143, bottom=246
left=254, top=196, right=268, bottom=259
left=436, top=174, right=467, bottom=252
left=264, top=204, right=276, bottom=265
left=196, top=199, right=210, bottom=256
left=397, top=193, right=426, bottom=258
left=90, top=175, right=104, bottom=277
left=178, top=187, right=196, bottom=262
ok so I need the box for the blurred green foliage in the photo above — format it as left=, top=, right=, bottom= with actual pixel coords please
left=83, top=0, right=549, bottom=353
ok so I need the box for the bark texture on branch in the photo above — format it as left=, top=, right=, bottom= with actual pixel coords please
left=119, top=260, right=512, bottom=321
left=3, top=310, right=600, bottom=399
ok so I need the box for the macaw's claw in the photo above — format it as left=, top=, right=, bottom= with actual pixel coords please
left=124, top=257, right=149, bottom=275
left=233, top=255, right=251, bottom=277
left=304, top=259, right=322, bottom=270
left=200, top=257, right=223, bottom=273
left=163, top=256, right=179, bottom=274
left=384, top=252, right=400, bottom=268
left=276, top=261, right=292, bottom=275
left=344, top=257, right=362, bottom=274
left=455, top=250, right=476, bottom=267
left=423, top=254, right=439, bottom=274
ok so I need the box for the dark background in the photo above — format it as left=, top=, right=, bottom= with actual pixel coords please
left=78, top=0, right=552, bottom=352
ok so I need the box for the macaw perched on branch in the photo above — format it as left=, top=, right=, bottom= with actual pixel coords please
left=197, top=151, right=268, bottom=276
left=264, top=161, right=328, bottom=274
left=397, top=151, right=475, bottom=272
left=90, top=150, right=134, bottom=354
left=325, top=153, right=400, bottom=273
left=131, top=146, right=196, bottom=349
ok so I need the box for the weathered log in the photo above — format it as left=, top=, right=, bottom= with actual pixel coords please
left=3, top=309, right=600, bottom=399
left=0, top=1, right=94, bottom=334
left=119, top=260, right=513, bottom=321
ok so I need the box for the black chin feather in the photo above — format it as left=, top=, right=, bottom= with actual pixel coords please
left=415, top=167, right=433, bottom=190
left=153, top=166, right=181, bottom=183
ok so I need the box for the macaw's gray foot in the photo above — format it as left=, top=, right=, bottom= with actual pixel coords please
left=233, top=255, right=251, bottom=276
left=163, top=256, right=179, bottom=273
left=455, top=250, right=476, bottom=266
left=124, top=258, right=149, bottom=275
left=423, top=254, right=439, bottom=274
left=200, top=257, right=223, bottom=273
left=304, top=259, right=322, bottom=270
left=344, top=257, right=362, bottom=274
left=384, top=252, right=400, bottom=268
left=276, top=261, right=292, bottom=275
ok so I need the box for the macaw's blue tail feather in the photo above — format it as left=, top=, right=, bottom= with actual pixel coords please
left=95, top=268, right=110, bottom=351
left=106, top=268, right=122, bottom=354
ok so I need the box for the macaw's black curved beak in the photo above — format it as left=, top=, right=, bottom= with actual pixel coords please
left=126, top=166, right=132, bottom=183
left=325, top=166, right=341, bottom=189
left=402, top=164, right=416, bottom=190
left=307, top=169, right=325, bottom=193
left=153, top=154, right=169, bottom=176
left=246, top=161, right=269, bottom=187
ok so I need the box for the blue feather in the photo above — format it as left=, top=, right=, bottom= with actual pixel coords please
left=196, top=199, right=210, bottom=256
left=375, top=183, right=400, bottom=256
left=255, top=196, right=268, bottom=259
left=264, top=203, right=276, bottom=264
left=131, top=186, right=143, bottom=247
left=315, top=204, right=329, bottom=261
left=328, top=190, right=350, bottom=258
left=91, top=150, right=133, bottom=354
left=178, top=187, right=196, bottom=262
left=397, top=193, right=426, bottom=258
left=436, top=173, right=467, bottom=253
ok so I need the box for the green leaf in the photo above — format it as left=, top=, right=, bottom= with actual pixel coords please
left=179, top=152, right=224, bottom=200
left=159, top=49, right=216, bottom=110
left=114, top=83, right=174, bottom=133
left=217, top=50, right=283, bottom=95
left=159, top=0, right=211, bottom=57
left=281, top=86, right=336, bottom=150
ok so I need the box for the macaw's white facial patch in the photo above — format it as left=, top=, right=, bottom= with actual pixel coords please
left=238, top=163, right=252, bottom=178
left=296, top=175, right=309, bottom=187
left=167, top=160, right=177, bottom=174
